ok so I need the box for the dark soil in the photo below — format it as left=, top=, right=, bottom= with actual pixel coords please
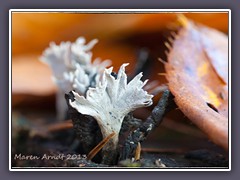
left=11, top=108, right=228, bottom=169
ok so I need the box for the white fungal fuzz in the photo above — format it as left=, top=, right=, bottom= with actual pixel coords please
left=69, top=63, right=153, bottom=151
left=41, top=37, right=111, bottom=94
left=40, top=37, right=111, bottom=120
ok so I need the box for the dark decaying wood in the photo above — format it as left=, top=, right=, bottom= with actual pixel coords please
left=119, top=89, right=176, bottom=160
left=65, top=92, right=103, bottom=162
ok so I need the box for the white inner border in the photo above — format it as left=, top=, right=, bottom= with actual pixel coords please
left=9, top=9, right=231, bottom=172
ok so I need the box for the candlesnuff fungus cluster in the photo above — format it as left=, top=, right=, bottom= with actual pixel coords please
left=40, top=37, right=111, bottom=120
left=40, top=37, right=156, bottom=164
left=41, top=36, right=174, bottom=165
left=68, top=63, right=153, bottom=164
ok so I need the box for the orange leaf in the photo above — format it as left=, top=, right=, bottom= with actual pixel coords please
left=165, top=18, right=228, bottom=150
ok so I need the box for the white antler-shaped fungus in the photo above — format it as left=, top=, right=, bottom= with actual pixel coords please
left=69, top=63, right=153, bottom=153
left=40, top=37, right=111, bottom=120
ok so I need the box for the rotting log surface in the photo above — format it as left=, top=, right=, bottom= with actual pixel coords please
left=120, top=90, right=175, bottom=160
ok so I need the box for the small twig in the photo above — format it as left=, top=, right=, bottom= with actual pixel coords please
left=119, top=89, right=176, bottom=160
left=87, top=132, right=116, bottom=161
left=134, top=142, right=141, bottom=161
left=30, top=120, right=73, bottom=138
left=158, top=73, right=167, bottom=76
left=46, top=120, right=73, bottom=132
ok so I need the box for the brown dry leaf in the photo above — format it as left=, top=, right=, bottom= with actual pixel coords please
left=165, top=17, right=228, bottom=150
left=12, top=13, right=228, bottom=56
left=129, top=13, right=228, bottom=34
